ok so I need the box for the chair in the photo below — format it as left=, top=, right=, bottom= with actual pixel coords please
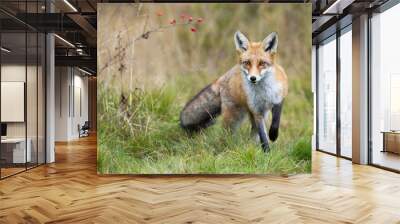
left=79, top=121, right=90, bottom=138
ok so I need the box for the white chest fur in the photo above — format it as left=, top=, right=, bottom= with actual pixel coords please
left=243, top=71, right=283, bottom=115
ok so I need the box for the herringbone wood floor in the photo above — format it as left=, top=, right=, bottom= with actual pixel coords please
left=1, top=135, right=400, bottom=224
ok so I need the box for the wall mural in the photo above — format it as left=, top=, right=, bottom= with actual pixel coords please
left=97, top=3, right=312, bottom=174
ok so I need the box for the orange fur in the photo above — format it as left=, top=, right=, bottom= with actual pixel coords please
left=213, top=42, right=288, bottom=111
left=180, top=31, right=288, bottom=151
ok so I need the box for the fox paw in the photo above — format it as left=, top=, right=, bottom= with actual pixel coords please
left=261, top=143, right=270, bottom=153
left=268, top=128, right=279, bottom=142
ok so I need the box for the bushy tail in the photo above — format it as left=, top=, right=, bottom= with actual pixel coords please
left=180, top=84, right=221, bottom=131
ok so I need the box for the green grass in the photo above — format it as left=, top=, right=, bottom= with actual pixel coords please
left=97, top=75, right=312, bottom=174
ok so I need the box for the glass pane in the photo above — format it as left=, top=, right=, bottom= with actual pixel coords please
left=340, top=29, right=352, bottom=158
left=1, top=31, right=27, bottom=177
left=371, top=4, right=400, bottom=171
left=317, top=37, right=337, bottom=154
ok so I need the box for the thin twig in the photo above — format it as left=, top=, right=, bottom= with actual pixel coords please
left=99, top=21, right=193, bottom=74
left=134, top=21, right=192, bottom=41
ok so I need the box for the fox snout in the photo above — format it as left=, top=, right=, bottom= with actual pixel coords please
left=246, top=65, right=275, bottom=84
left=240, top=66, right=264, bottom=84
left=242, top=68, right=269, bottom=84
left=247, top=74, right=263, bottom=83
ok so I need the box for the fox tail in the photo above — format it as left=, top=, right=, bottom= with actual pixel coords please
left=180, top=84, right=221, bottom=131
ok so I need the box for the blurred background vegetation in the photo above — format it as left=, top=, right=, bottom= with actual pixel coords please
left=97, top=3, right=312, bottom=174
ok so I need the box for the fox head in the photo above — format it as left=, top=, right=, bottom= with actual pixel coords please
left=234, top=31, right=278, bottom=84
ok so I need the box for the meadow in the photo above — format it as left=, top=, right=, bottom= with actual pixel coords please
left=97, top=3, right=312, bottom=174
left=97, top=74, right=312, bottom=174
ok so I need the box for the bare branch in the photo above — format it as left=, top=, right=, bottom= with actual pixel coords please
left=99, top=21, right=193, bottom=75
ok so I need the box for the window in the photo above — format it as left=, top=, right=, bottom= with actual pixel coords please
left=0, top=1, right=47, bottom=179
left=317, top=36, right=337, bottom=154
left=339, top=27, right=352, bottom=158
left=370, top=3, right=400, bottom=171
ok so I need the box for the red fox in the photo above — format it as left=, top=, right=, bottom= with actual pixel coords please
left=180, top=31, right=288, bottom=152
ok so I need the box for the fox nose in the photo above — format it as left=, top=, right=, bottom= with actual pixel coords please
left=250, top=76, right=257, bottom=82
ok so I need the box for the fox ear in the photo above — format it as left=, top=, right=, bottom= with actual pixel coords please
left=262, top=32, right=278, bottom=53
left=234, top=31, right=249, bottom=52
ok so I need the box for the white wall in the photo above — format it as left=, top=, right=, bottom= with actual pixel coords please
left=1, top=65, right=39, bottom=137
left=1, top=63, right=46, bottom=164
left=1, top=65, right=27, bottom=142
left=72, top=73, right=89, bottom=138
left=55, top=67, right=70, bottom=141
left=55, top=67, right=89, bottom=141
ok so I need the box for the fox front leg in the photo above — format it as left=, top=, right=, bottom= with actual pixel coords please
left=253, top=115, right=269, bottom=152
left=269, top=101, right=284, bottom=142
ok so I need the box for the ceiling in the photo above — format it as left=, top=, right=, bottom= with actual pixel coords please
left=0, top=0, right=98, bottom=74
left=311, top=0, right=390, bottom=43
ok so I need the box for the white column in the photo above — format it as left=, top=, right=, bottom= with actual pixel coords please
left=46, top=1, right=55, bottom=163
left=46, top=33, right=55, bottom=163
left=352, top=14, right=369, bottom=164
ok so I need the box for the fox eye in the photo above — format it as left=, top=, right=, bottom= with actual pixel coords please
left=259, top=61, right=269, bottom=67
left=242, top=60, right=251, bottom=66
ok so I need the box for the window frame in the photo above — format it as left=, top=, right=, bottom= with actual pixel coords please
left=315, top=23, right=353, bottom=160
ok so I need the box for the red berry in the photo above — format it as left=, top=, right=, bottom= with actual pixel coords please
left=197, top=18, right=203, bottom=23
left=170, top=19, right=176, bottom=24
left=190, top=27, right=197, bottom=32
left=188, top=16, right=193, bottom=22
